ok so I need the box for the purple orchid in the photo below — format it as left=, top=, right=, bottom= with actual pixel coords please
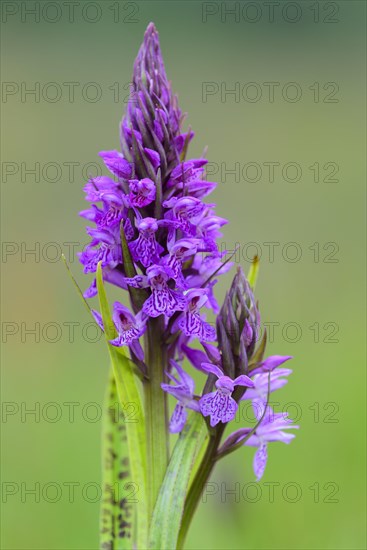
left=251, top=354, right=293, bottom=375
left=128, top=217, right=164, bottom=268
left=162, top=238, right=200, bottom=288
left=80, top=23, right=230, bottom=344
left=199, top=362, right=254, bottom=427
left=123, top=265, right=186, bottom=319
left=109, top=302, right=145, bottom=360
left=161, top=360, right=200, bottom=433
left=128, top=178, right=156, bottom=207
left=220, top=402, right=299, bottom=481
left=241, top=367, right=293, bottom=405
left=90, top=303, right=145, bottom=360
left=247, top=404, right=299, bottom=481
left=177, top=289, right=216, bottom=342
left=98, top=149, right=132, bottom=180
left=143, top=266, right=186, bottom=318
left=75, top=24, right=298, bottom=545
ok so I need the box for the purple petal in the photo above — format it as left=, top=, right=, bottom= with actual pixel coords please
left=144, top=148, right=160, bottom=169
left=241, top=369, right=292, bottom=401
left=199, top=391, right=238, bottom=427
left=84, top=279, right=97, bottom=298
left=181, top=345, right=211, bottom=373
left=200, top=362, right=223, bottom=378
left=130, top=339, right=144, bottom=361
left=202, top=322, right=217, bottom=342
left=92, top=309, right=104, bottom=331
left=257, top=355, right=293, bottom=373
left=179, top=312, right=203, bottom=337
left=124, top=275, right=149, bottom=289
left=129, top=234, right=160, bottom=268
left=254, top=443, right=268, bottom=481
left=201, top=342, right=221, bottom=363
left=170, top=360, right=195, bottom=394
left=169, top=403, right=187, bottom=433
left=143, top=288, right=185, bottom=318
left=186, top=399, right=201, bottom=412
left=99, top=150, right=132, bottom=179
left=233, top=374, right=255, bottom=388
left=128, top=178, right=156, bottom=207
left=110, top=335, right=123, bottom=347
left=161, top=384, right=191, bottom=403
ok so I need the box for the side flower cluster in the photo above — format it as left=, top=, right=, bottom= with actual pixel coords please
left=79, top=23, right=298, bottom=481
left=175, top=268, right=298, bottom=480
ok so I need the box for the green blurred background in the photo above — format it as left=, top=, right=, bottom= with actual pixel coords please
left=1, top=1, right=366, bottom=548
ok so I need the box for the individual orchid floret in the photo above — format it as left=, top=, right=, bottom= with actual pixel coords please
left=219, top=402, right=299, bottom=481
left=246, top=404, right=299, bottom=481
left=163, top=157, right=216, bottom=200
left=241, top=368, right=292, bottom=405
left=177, top=289, right=216, bottom=342
left=199, top=362, right=254, bottom=427
left=123, top=265, right=186, bottom=319
left=166, top=159, right=207, bottom=188
left=143, top=266, right=185, bottom=318
left=163, top=196, right=208, bottom=236
left=128, top=217, right=164, bottom=267
left=78, top=230, right=121, bottom=274
left=90, top=304, right=145, bottom=361
left=82, top=176, right=120, bottom=203
left=250, top=354, right=293, bottom=375
left=128, top=178, right=156, bottom=207
left=99, top=150, right=132, bottom=180
left=161, top=360, right=200, bottom=433
left=197, top=214, right=228, bottom=253
left=162, top=238, right=200, bottom=288
left=109, top=302, right=145, bottom=360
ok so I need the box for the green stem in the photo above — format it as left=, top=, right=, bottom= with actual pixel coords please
left=144, top=316, right=169, bottom=516
left=177, top=429, right=223, bottom=549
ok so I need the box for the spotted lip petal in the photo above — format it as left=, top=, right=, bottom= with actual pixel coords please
left=200, top=391, right=238, bottom=427
left=143, top=288, right=185, bottom=318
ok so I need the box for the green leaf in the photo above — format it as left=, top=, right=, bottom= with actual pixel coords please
left=148, top=413, right=206, bottom=550
left=97, top=262, right=148, bottom=549
left=100, top=371, right=134, bottom=549
left=247, top=255, right=260, bottom=289
left=187, top=431, right=209, bottom=491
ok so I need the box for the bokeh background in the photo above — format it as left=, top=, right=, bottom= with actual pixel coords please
left=1, top=1, right=366, bottom=548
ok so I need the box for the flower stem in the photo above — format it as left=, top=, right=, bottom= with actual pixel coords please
left=177, top=429, right=223, bottom=549
left=144, top=316, right=169, bottom=516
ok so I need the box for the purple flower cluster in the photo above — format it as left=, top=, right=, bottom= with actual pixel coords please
left=79, top=23, right=297, bottom=481
left=80, top=23, right=228, bottom=348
